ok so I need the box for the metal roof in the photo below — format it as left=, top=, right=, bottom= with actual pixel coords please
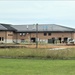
left=0, top=23, right=75, bottom=32
left=0, top=24, right=7, bottom=30
left=0, top=24, right=17, bottom=31
left=11, top=24, right=75, bottom=32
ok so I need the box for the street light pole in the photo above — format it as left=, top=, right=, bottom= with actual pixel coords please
left=36, top=23, right=38, bottom=48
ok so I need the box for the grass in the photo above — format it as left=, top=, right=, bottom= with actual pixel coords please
left=0, top=48, right=75, bottom=75
left=0, top=48, right=75, bottom=59
left=0, top=59, right=75, bottom=75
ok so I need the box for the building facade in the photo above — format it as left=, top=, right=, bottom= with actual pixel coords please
left=0, top=23, right=75, bottom=44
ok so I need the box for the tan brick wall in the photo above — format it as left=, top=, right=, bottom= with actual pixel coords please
left=7, top=31, right=13, bottom=39
left=3, top=32, right=75, bottom=43
left=15, top=33, right=30, bottom=39
left=25, top=32, right=74, bottom=39
left=0, top=31, right=14, bottom=43
left=13, top=33, right=16, bottom=39
left=13, top=32, right=75, bottom=41
left=51, top=33, right=73, bottom=39
left=0, top=31, right=5, bottom=38
left=0, top=31, right=74, bottom=43
left=73, top=33, right=75, bottom=39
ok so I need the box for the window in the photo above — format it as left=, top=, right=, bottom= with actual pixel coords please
left=23, top=33, right=26, bottom=36
left=48, top=33, right=51, bottom=36
left=20, top=33, right=22, bottom=36
left=2, top=37, right=4, bottom=41
left=44, top=33, right=47, bottom=36
left=0, top=37, right=1, bottom=41
left=0, top=37, right=4, bottom=41
left=20, top=33, right=26, bottom=36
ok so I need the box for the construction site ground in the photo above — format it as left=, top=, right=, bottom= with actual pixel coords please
left=24, top=43, right=75, bottom=49
left=0, top=43, right=75, bottom=49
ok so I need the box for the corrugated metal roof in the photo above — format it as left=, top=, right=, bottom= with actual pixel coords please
left=11, top=24, right=75, bottom=32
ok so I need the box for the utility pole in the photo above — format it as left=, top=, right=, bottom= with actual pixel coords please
left=36, top=23, right=38, bottom=48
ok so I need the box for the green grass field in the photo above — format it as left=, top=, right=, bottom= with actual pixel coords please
left=0, top=59, right=75, bottom=75
left=0, top=48, right=75, bottom=75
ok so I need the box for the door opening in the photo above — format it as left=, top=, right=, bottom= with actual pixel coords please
left=64, top=37, right=68, bottom=43
left=31, top=38, right=36, bottom=42
left=58, top=37, right=61, bottom=43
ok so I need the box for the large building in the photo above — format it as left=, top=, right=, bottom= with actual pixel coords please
left=0, top=23, right=75, bottom=43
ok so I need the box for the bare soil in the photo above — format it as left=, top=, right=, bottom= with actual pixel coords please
left=23, top=43, right=75, bottom=49
left=0, top=43, right=75, bottom=49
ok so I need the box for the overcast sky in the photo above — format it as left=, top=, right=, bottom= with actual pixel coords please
left=0, top=1, right=75, bottom=28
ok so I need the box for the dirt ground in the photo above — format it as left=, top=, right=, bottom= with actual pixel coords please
left=24, top=43, right=75, bottom=49
left=1, top=43, right=75, bottom=49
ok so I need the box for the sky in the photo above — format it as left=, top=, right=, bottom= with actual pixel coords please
left=0, top=0, right=75, bottom=28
